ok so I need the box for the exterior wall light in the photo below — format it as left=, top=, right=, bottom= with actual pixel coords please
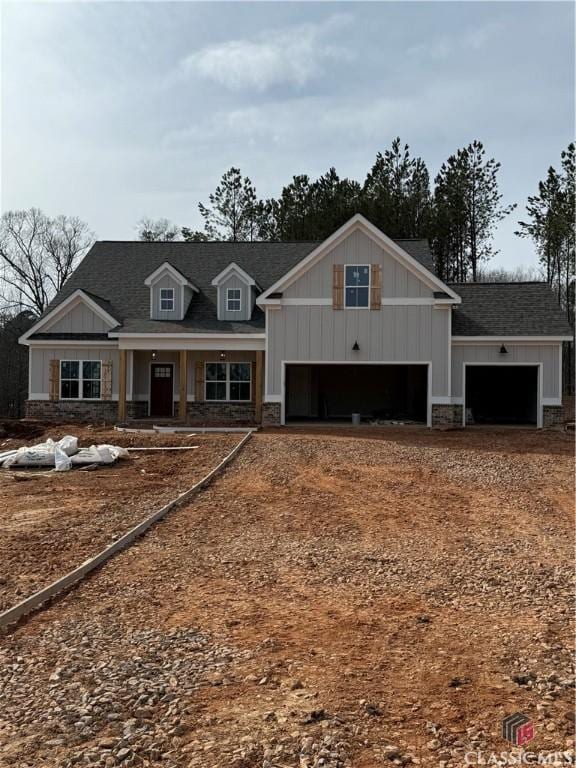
left=499, top=345, right=508, bottom=354
left=352, top=341, right=360, bottom=351
left=219, top=351, right=227, bottom=360
left=151, top=350, right=157, bottom=360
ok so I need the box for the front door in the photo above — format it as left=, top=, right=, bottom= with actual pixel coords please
left=150, top=363, right=174, bottom=417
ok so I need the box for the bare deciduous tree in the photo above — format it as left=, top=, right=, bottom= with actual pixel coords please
left=0, top=208, right=94, bottom=315
left=136, top=217, right=180, bottom=242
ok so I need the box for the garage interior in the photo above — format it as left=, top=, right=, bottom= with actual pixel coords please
left=465, top=365, right=538, bottom=425
left=285, top=364, right=428, bottom=423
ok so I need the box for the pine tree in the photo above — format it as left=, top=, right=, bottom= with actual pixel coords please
left=197, top=168, right=263, bottom=241
left=516, top=142, right=575, bottom=325
left=432, top=142, right=515, bottom=282
left=361, top=138, right=431, bottom=237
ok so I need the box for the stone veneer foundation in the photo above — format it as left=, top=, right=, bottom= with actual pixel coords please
left=262, top=402, right=281, bottom=426
left=24, top=400, right=147, bottom=422
left=431, top=404, right=463, bottom=428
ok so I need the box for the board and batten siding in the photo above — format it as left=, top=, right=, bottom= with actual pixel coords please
left=451, top=343, right=561, bottom=400
left=266, top=305, right=450, bottom=397
left=218, top=274, right=254, bottom=322
left=282, top=229, right=434, bottom=299
left=29, top=347, right=119, bottom=398
left=150, top=274, right=193, bottom=321
left=43, top=303, right=113, bottom=333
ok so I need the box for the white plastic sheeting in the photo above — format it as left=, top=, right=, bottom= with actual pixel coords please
left=1, top=437, right=129, bottom=471
left=69, top=444, right=129, bottom=466
left=3, top=436, right=78, bottom=471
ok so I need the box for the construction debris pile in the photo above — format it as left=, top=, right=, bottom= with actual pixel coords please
left=0, top=436, right=129, bottom=472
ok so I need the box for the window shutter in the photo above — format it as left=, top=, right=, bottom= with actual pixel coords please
left=333, top=264, right=344, bottom=309
left=370, top=264, right=382, bottom=310
left=195, top=361, right=204, bottom=402
left=49, top=359, right=60, bottom=401
left=101, top=360, right=113, bottom=400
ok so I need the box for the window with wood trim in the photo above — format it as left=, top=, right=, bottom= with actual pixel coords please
left=60, top=360, right=102, bottom=400
left=345, top=265, right=370, bottom=308
left=159, top=288, right=174, bottom=311
left=205, top=362, right=251, bottom=401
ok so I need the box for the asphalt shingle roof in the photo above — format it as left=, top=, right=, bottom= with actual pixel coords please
left=449, top=282, right=573, bottom=337
left=32, top=242, right=571, bottom=338
left=38, top=239, right=434, bottom=335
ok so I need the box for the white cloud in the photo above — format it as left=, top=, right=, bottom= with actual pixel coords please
left=407, top=22, right=504, bottom=60
left=178, top=14, right=353, bottom=91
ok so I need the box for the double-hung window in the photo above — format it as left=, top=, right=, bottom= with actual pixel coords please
left=226, top=288, right=241, bottom=312
left=205, top=362, right=251, bottom=401
left=160, top=288, right=174, bottom=311
left=60, top=360, right=102, bottom=400
left=345, top=265, right=370, bottom=308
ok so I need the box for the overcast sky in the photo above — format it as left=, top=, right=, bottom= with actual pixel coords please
left=1, top=1, right=574, bottom=269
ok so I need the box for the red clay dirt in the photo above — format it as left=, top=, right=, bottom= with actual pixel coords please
left=0, top=425, right=241, bottom=611
left=0, top=427, right=573, bottom=768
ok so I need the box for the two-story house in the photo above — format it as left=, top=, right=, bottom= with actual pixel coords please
left=20, top=215, right=573, bottom=428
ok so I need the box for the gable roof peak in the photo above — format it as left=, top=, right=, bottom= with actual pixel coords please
left=144, top=261, right=199, bottom=291
left=211, top=261, right=259, bottom=288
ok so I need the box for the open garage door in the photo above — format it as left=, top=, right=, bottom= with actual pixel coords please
left=464, top=365, right=538, bottom=426
left=285, top=364, right=428, bottom=424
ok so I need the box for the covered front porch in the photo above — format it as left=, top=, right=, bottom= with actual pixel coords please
left=116, top=344, right=264, bottom=426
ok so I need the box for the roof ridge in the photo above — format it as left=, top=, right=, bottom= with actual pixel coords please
left=97, top=240, right=321, bottom=245
left=450, top=281, right=548, bottom=286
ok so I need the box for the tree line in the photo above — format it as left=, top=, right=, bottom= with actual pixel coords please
left=136, top=138, right=575, bottom=324
left=0, top=139, right=573, bottom=416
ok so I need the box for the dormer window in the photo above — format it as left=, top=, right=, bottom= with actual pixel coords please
left=227, top=288, right=241, bottom=312
left=160, top=288, right=174, bottom=312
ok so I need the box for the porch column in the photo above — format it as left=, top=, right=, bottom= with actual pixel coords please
left=118, top=349, right=127, bottom=422
left=254, top=351, right=263, bottom=424
left=179, top=350, right=188, bottom=420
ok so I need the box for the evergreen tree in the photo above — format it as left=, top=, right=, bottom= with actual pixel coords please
left=361, top=138, right=431, bottom=237
left=197, top=168, right=263, bottom=241
left=516, top=142, right=575, bottom=325
left=180, top=228, right=210, bottom=242
left=432, top=141, right=515, bottom=282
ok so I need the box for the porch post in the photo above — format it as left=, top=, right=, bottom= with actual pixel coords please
left=179, top=350, right=188, bottom=420
left=118, top=349, right=127, bottom=422
left=254, top=351, right=263, bottom=424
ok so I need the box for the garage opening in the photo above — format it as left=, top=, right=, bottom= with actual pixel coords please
left=285, top=364, right=428, bottom=424
left=465, top=365, right=538, bottom=426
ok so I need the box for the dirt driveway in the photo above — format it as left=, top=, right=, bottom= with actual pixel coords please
left=0, top=428, right=574, bottom=768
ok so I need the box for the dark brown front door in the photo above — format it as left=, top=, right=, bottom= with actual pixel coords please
left=150, top=364, right=174, bottom=417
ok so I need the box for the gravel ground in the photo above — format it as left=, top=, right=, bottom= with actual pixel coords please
left=0, top=428, right=573, bottom=768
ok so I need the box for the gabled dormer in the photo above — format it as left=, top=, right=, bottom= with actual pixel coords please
left=144, top=262, right=199, bottom=321
left=211, top=262, right=260, bottom=321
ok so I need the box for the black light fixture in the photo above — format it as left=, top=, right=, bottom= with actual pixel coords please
left=219, top=350, right=227, bottom=361
left=352, top=340, right=360, bottom=351
left=499, top=345, right=508, bottom=354
left=151, top=350, right=157, bottom=360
